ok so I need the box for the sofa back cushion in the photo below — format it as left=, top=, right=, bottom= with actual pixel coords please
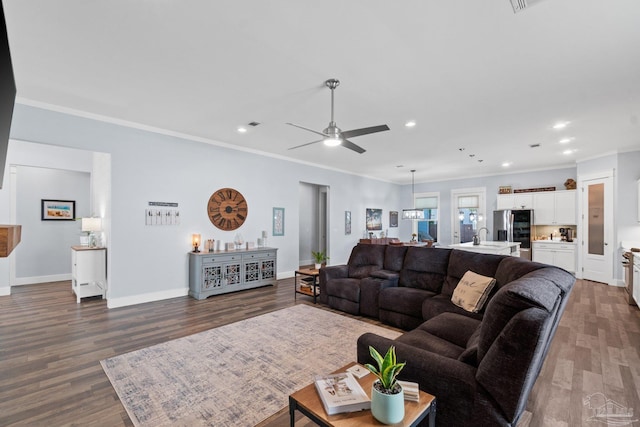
left=494, top=256, right=546, bottom=289
left=474, top=267, right=575, bottom=421
left=347, top=244, right=386, bottom=279
left=383, top=245, right=408, bottom=271
left=441, top=250, right=505, bottom=297
left=398, top=247, right=451, bottom=292
left=477, top=274, right=561, bottom=362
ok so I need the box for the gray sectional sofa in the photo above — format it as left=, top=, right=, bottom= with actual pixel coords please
left=318, top=243, right=575, bottom=426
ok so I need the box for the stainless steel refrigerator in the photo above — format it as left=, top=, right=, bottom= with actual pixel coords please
left=493, top=209, right=533, bottom=260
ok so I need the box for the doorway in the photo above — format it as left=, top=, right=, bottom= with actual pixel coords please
left=298, top=182, right=329, bottom=266
left=451, top=187, right=487, bottom=244
left=579, top=171, right=614, bottom=284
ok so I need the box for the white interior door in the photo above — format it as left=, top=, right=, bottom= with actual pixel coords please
left=451, top=188, right=486, bottom=244
left=580, top=174, right=613, bottom=283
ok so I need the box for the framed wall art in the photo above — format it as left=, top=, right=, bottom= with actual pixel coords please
left=366, top=208, right=382, bottom=231
left=41, top=199, right=76, bottom=221
left=272, top=207, right=285, bottom=236
left=389, top=211, right=398, bottom=228
left=345, top=211, right=351, bottom=235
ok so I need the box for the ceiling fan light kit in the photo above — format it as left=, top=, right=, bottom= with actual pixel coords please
left=323, top=137, right=342, bottom=147
left=287, top=78, right=390, bottom=154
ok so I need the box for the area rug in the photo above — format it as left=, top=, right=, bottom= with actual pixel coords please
left=100, top=304, right=401, bottom=427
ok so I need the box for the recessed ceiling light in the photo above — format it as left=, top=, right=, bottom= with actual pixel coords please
left=529, top=143, right=541, bottom=148
left=405, top=120, right=416, bottom=128
left=559, top=137, right=574, bottom=144
left=396, top=165, right=404, bottom=168
left=562, top=149, right=574, bottom=155
left=237, top=127, right=248, bottom=133
left=469, top=154, right=475, bottom=158
left=553, top=121, right=570, bottom=130
left=502, top=162, right=511, bottom=167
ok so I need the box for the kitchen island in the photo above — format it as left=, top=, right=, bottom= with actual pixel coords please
left=448, top=241, right=521, bottom=256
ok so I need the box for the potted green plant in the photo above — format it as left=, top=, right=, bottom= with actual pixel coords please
left=364, top=345, right=406, bottom=424
left=311, top=250, right=329, bottom=270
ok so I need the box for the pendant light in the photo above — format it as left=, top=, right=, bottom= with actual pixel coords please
left=402, top=170, right=425, bottom=220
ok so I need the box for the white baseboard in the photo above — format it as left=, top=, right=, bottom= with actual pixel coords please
left=13, top=274, right=71, bottom=286
left=278, top=270, right=295, bottom=279
left=107, top=287, right=189, bottom=309
left=0, top=286, right=9, bottom=296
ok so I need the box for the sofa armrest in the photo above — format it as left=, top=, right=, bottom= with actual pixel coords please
left=357, top=333, right=479, bottom=425
left=319, top=264, right=348, bottom=282
left=318, top=265, right=349, bottom=304
left=370, top=270, right=400, bottom=281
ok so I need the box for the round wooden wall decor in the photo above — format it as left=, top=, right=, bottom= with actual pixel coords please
left=207, top=188, right=248, bottom=231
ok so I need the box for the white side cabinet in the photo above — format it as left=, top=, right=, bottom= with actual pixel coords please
left=532, top=242, right=576, bottom=273
left=532, top=190, right=576, bottom=225
left=71, top=246, right=107, bottom=303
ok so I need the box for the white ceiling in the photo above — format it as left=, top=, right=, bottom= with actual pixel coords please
left=4, top=0, right=640, bottom=184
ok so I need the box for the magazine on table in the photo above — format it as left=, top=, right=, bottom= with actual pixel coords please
left=314, top=372, right=371, bottom=415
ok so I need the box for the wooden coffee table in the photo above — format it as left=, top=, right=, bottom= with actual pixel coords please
left=289, top=362, right=436, bottom=427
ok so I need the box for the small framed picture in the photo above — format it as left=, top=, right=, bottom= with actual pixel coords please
left=345, top=211, right=351, bottom=235
left=41, top=199, right=76, bottom=221
left=273, top=207, right=285, bottom=236
left=389, top=211, right=398, bottom=228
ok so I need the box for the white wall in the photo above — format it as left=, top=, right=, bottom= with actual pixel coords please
left=2, top=103, right=401, bottom=306
left=614, top=151, right=640, bottom=245
left=14, top=165, right=90, bottom=283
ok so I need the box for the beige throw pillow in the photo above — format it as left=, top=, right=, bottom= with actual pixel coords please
left=451, top=271, right=496, bottom=313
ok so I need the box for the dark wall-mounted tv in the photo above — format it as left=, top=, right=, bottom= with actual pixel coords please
left=0, top=1, right=16, bottom=189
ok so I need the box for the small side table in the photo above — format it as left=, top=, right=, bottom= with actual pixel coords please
left=289, top=362, right=436, bottom=427
left=294, top=268, right=320, bottom=304
left=71, top=246, right=107, bottom=303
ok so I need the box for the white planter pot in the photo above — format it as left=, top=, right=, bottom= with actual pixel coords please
left=371, top=381, right=404, bottom=424
left=314, top=263, right=322, bottom=270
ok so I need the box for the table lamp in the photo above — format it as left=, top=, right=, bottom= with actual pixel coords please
left=81, top=217, right=102, bottom=248
left=192, top=233, right=201, bottom=253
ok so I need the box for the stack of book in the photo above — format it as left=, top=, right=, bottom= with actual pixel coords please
left=314, top=372, right=371, bottom=415
left=299, top=277, right=319, bottom=294
left=398, top=380, right=420, bottom=402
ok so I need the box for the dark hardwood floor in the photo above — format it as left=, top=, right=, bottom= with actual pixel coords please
left=1, top=278, right=638, bottom=426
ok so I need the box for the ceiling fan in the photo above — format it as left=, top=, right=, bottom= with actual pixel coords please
left=287, top=79, right=390, bottom=154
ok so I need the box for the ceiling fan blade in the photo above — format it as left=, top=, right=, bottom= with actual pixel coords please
left=341, top=139, right=366, bottom=154
left=286, top=122, right=328, bottom=138
left=288, top=139, right=323, bottom=150
left=341, top=125, right=390, bottom=139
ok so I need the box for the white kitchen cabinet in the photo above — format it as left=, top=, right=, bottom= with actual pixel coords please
left=532, top=242, right=576, bottom=273
left=496, top=193, right=534, bottom=210
left=532, top=190, right=576, bottom=225
left=71, top=246, right=107, bottom=303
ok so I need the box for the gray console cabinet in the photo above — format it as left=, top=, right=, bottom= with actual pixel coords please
left=188, top=247, right=277, bottom=299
